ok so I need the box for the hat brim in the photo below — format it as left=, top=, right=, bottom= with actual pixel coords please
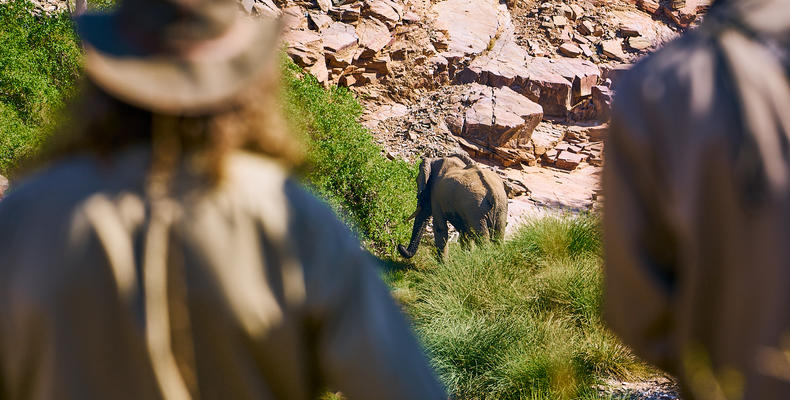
left=76, top=12, right=281, bottom=116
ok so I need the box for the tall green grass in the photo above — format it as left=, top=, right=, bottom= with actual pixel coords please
left=0, top=0, right=81, bottom=175
left=389, top=215, right=646, bottom=399
left=282, top=60, right=417, bottom=254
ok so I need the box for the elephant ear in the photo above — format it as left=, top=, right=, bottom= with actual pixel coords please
left=417, top=158, right=431, bottom=196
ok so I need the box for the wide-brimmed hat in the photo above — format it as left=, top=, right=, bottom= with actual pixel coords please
left=76, top=0, right=281, bottom=115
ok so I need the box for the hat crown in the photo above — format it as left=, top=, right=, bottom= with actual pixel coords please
left=117, top=0, right=240, bottom=52
left=76, top=0, right=281, bottom=114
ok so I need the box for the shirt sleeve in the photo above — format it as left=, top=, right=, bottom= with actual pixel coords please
left=289, top=184, right=447, bottom=400
left=315, top=251, right=446, bottom=400
left=603, top=75, right=679, bottom=373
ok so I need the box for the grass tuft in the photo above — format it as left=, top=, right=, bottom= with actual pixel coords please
left=0, top=0, right=81, bottom=175
left=388, top=215, right=646, bottom=399
left=281, top=59, right=417, bottom=254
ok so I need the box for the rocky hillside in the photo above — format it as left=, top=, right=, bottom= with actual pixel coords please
left=265, top=0, right=709, bottom=224
left=0, top=0, right=710, bottom=225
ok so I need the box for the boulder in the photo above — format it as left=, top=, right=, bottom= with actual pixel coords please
left=308, top=11, right=333, bottom=31
left=503, top=178, right=530, bottom=198
left=591, top=85, right=613, bottom=120
left=431, top=0, right=500, bottom=57
left=577, top=20, right=594, bottom=35
left=252, top=0, right=281, bottom=19
left=663, top=0, right=711, bottom=28
left=355, top=18, right=392, bottom=59
left=601, top=39, right=627, bottom=61
left=328, top=4, right=361, bottom=23
left=558, top=42, right=582, bottom=57
left=558, top=4, right=573, bottom=19
left=455, top=32, right=531, bottom=88
left=619, top=22, right=643, bottom=37
left=339, top=74, right=357, bottom=87
left=554, top=151, right=584, bottom=170
left=523, top=57, right=600, bottom=116
left=530, top=124, right=564, bottom=157
left=282, top=6, right=308, bottom=31
left=553, top=15, right=568, bottom=28
left=635, top=0, right=661, bottom=14
left=569, top=4, right=584, bottom=20
left=628, top=36, right=652, bottom=51
left=0, top=174, right=7, bottom=199
left=460, top=53, right=599, bottom=118
left=284, top=29, right=324, bottom=68
left=240, top=0, right=254, bottom=14
left=323, top=21, right=359, bottom=67
left=456, top=135, right=538, bottom=167
left=355, top=72, right=379, bottom=85
left=315, top=0, right=331, bottom=12
left=522, top=62, right=573, bottom=117
left=362, top=57, right=390, bottom=74
left=579, top=43, right=593, bottom=57
left=363, top=0, right=403, bottom=28
left=461, top=85, right=544, bottom=148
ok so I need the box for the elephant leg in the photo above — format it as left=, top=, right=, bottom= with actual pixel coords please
left=459, top=232, right=472, bottom=250
left=467, top=220, right=488, bottom=247
left=433, top=214, right=450, bottom=259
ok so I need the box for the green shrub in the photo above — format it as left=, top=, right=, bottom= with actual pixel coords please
left=0, top=0, right=81, bottom=175
left=390, top=215, right=646, bottom=399
left=281, top=60, right=417, bottom=254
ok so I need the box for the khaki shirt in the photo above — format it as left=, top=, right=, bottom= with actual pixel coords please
left=0, top=148, right=445, bottom=400
left=604, top=0, right=790, bottom=398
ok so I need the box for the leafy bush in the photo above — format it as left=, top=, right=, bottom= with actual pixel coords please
left=281, top=60, right=417, bottom=254
left=389, top=215, right=646, bottom=399
left=0, top=0, right=81, bottom=175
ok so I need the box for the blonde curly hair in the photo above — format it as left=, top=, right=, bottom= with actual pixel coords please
left=37, top=67, right=303, bottom=184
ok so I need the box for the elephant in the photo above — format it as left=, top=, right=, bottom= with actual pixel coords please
left=398, top=154, right=508, bottom=259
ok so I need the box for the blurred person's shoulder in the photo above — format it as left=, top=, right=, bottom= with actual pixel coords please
left=612, top=5, right=746, bottom=151
left=222, top=151, right=369, bottom=263
left=0, top=150, right=147, bottom=232
left=616, top=26, right=723, bottom=122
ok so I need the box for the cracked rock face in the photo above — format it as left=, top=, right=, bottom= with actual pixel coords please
left=458, top=84, right=543, bottom=149
left=270, top=0, right=706, bottom=207
left=431, top=0, right=501, bottom=57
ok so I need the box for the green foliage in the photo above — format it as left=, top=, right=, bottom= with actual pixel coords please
left=389, top=215, right=646, bottom=399
left=281, top=60, right=417, bottom=254
left=0, top=0, right=81, bottom=175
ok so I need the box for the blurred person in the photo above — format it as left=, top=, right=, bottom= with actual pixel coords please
left=604, top=0, right=790, bottom=398
left=0, top=0, right=447, bottom=399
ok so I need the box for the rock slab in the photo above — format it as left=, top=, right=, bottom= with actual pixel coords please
left=460, top=84, right=544, bottom=148
left=431, top=0, right=500, bottom=57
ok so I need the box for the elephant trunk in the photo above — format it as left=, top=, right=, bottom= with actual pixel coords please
left=398, top=206, right=430, bottom=259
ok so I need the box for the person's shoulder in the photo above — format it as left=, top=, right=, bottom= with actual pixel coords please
left=618, top=27, right=719, bottom=109
left=0, top=157, right=99, bottom=220
left=611, top=16, right=736, bottom=148
left=222, top=151, right=359, bottom=247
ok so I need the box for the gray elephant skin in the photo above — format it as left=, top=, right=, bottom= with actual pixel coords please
left=398, top=155, right=508, bottom=259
